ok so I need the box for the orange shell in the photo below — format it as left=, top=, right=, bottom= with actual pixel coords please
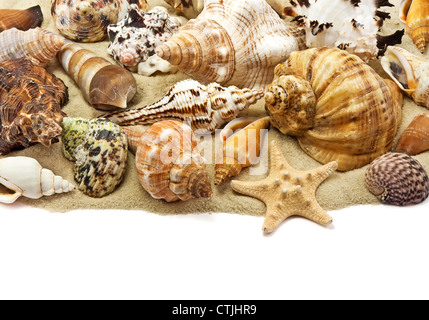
left=0, top=6, right=43, bottom=32
left=395, top=113, right=429, bottom=155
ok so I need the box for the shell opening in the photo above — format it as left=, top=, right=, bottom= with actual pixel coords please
left=381, top=47, right=417, bottom=92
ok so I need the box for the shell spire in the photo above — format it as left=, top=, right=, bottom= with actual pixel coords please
left=400, top=0, right=429, bottom=53
left=0, top=5, right=43, bottom=32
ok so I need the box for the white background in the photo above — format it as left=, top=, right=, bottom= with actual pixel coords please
left=1, top=200, right=429, bottom=300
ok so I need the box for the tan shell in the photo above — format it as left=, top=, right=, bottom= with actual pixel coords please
left=0, top=5, right=43, bottom=32
left=265, top=47, right=403, bottom=172
left=122, top=121, right=213, bottom=202
left=395, top=113, right=429, bottom=155
left=400, top=0, right=429, bottom=53
left=164, top=0, right=204, bottom=19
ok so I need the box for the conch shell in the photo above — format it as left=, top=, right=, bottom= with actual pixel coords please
left=0, top=156, right=74, bottom=204
left=400, top=0, right=429, bottom=53
left=0, top=27, right=65, bottom=66
left=395, top=113, right=429, bottom=155
left=0, top=5, right=43, bottom=32
left=122, top=120, right=213, bottom=202
left=164, top=0, right=204, bottom=19
left=57, top=41, right=137, bottom=110
left=102, top=79, right=263, bottom=134
left=215, top=117, right=270, bottom=185
left=265, top=47, right=403, bottom=172
left=156, top=0, right=306, bottom=90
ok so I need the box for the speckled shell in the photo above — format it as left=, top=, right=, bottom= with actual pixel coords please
left=107, top=5, right=181, bottom=75
left=395, top=113, right=429, bottom=155
left=0, top=58, right=68, bottom=155
left=122, top=121, right=213, bottom=202
left=400, top=0, right=429, bottom=53
left=365, top=152, right=429, bottom=206
left=0, top=5, right=43, bottom=32
left=265, top=47, right=403, bottom=172
left=50, top=0, right=149, bottom=42
left=164, top=0, right=204, bottom=19
left=58, top=41, right=137, bottom=110
left=0, top=27, right=65, bottom=66
left=61, top=117, right=128, bottom=198
left=156, top=0, right=306, bottom=90
left=102, top=79, right=263, bottom=134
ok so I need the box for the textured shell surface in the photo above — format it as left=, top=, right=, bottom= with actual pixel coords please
left=395, top=113, right=429, bottom=155
left=156, top=0, right=306, bottom=90
left=107, top=5, right=181, bottom=75
left=102, top=79, right=264, bottom=134
left=0, top=58, right=68, bottom=155
left=0, top=27, right=65, bottom=66
left=365, top=152, right=429, bottom=206
left=50, top=0, right=149, bottom=42
left=400, top=0, right=429, bottom=53
left=265, top=47, right=403, bottom=172
left=0, top=5, right=43, bottom=32
left=61, top=117, right=128, bottom=198
left=0, top=156, right=74, bottom=204
left=164, top=0, right=205, bottom=19
left=122, top=120, right=213, bottom=202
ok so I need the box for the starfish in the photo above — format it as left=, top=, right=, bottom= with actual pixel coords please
left=230, top=140, right=338, bottom=233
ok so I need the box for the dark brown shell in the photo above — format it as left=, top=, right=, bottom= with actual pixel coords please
left=0, top=58, right=68, bottom=154
left=0, top=6, right=43, bottom=32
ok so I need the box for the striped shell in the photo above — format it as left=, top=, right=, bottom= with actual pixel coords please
left=122, top=121, right=212, bottom=202
left=365, top=152, right=429, bottom=206
left=395, top=113, right=429, bottom=155
left=265, top=47, right=403, bottom=171
left=61, top=117, right=128, bottom=198
left=400, top=0, right=429, bottom=53
left=0, top=5, right=43, bottom=32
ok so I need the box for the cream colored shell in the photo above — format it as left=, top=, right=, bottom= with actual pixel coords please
left=400, top=0, right=429, bottom=53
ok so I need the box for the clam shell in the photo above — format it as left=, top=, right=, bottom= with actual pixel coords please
left=395, top=113, right=429, bottom=155
left=0, top=5, right=43, bottom=32
left=400, top=0, right=429, bottom=53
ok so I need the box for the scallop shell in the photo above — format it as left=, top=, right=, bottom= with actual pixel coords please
left=122, top=121, right=213, bottom=202
left=395, top=113, right=429, bottom=155
left=0, top=5, right=43, bottom=32
left=365, top=152, right=429, bottom=206
left=265, top=47, right=403, bottom=172
left=0, top=27, right=65, bottom=66
left=0, top=156, right=75, bottom=204
left=61, top=117, right=128, bottom=198
left=0, top=58, right=68, bottom=155
left=156, top=0, right=306, bottom=90
left=400, top=0, right=429, bottom=53
left=58, top=41, right=137, bottom=110
left=50, top=0, right=149, bottom=42
left=102, top=79, right=263, bottom=134
left=164, top=0, right=204, bottom=19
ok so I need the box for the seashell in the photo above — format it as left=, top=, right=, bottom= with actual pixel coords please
left=400, top=0, right=429, bottom=53
left=265, top=47, right=403, bottom=172
left=0, top=5, right=43, bottom=32
left=122, top=120, right=213, bottom=202
left=50, top=0, right=149, bottom=42
left=107, top=5, right=181, bottom=75
left=0, top=27, right=65, bottom=66
left=284, top=0, right=404, bottom=62
left=214, top=117, right=270, bottom=185
left=381, top=46, right=429, bottom=109
left=156, top=0, right=306, bottom=90
left=365, top=152, right=429, bottom=206
left=265, top=0, right=290, bottom=18
left=57, top=41, right=137, bottom=110
left=0, top=58, right=68, bottom=155
left=102, top=79, right=264, bottom=134
left=61, top=117, right=128, bottom=198
left=164, top=0, right=204, bottom=19
left=395, top=113, right=429, bottom=155
left=0, top=156, right=75, bottom=204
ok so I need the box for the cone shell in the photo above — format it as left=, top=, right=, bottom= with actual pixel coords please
left=395, top=113, right=429, bottom=155
left=164, top=0, right=204, bottom=19
left=58, top=41, right=137, bottom=110
left=400, top=0, right=429, bottom=53
left=0, top=27, right=65, bottom=66
left=0, top=5, right=43, bottom=32
left=61, top=118, right=128, bottom=198
left=365, top=152, right=429, bottom=206
left=122, top=121, right=213, bottom=202
left=265, top=47, right=403, bottom=172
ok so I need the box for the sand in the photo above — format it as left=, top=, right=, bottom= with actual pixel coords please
left=1, top=0, right=428, bottom=215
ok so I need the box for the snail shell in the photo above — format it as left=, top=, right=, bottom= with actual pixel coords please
left=400, top=0, right=429, bottom=53
left=0, top=5, right=43, bottom=32
left=164, top=0, right=204, bottom=19
left=365, top=152, right=429, bottom=206
left=395, top=113, right=429, bottom=155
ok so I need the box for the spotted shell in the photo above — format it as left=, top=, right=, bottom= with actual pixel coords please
left=365, top=152, right=429, bottom=206
left=61, top=117, right=128, bottom=198
left=164, top=0, right=204, bottom=19
left=0, top=5, right=43, bottom=32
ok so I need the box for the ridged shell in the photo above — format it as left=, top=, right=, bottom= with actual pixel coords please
left=0, top=58, right=68, bottom=155
left=50, top=0, right=149, bottom=42
left=102, top=79, right=263, bottom=134
left=122, top=121, right=213, bottom=202
left=58, top=41, right=137, bottom=110
left=164, top=0, right=204, bottom=19
left=265, top=47, right=403, bottom=172
left=0, top=27, right=65, bottom=66
left=395, top=113, right=429, bottom=155
left=0, top=5, right=43, bottom=32
left=0, top=156, right=75, bottom=204
left=365, top=152, right=429, bottom=206
left=400, top=0, right=429, bottom=53
left=61, top=117, right=128, bottom=198
left=156, top=0, right=306, bottom=90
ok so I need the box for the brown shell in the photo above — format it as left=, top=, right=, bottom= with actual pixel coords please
left=395, top=113, right=429, bottom=155
left=401, top=0, right=429, bottom=53
left=0, top=5, right=43, bottom=32
left=0, top=58, right=68, bottom=154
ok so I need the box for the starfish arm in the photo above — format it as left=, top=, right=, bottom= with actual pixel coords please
left=269, top=140, right=295, bottom=172
left=298, top=200, right=333, bottom=226
left=262, top=204, right=295, bottom=234
left=230, top=179, right=269, bottom=200
left=308, top=161, right=338, bottom=185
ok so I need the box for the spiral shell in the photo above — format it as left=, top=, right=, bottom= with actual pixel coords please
left=400, top=0, right=429, bottom=53
left=0, top=5, right=43, bottom=32
left=61, top=117, right=128, bottom=198
left=395, top=113, right=429, bottom=155
left=164, top=0, right=204, bottom=19
left=365, top=152, right=429, bottom=206
left=122, top=121, right=212, bottom=202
